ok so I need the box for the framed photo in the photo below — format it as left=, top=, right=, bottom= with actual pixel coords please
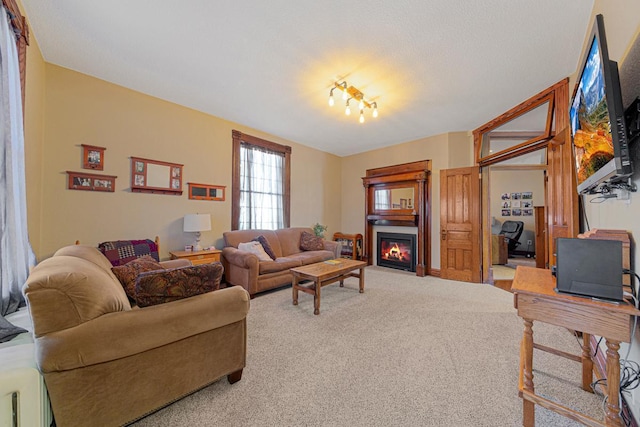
left=512, top=208, right=522, bottom=216
left=130, top=157, right=183, bottom=195
left=501, top=200, right=510, bottom=209
left=521, top=191, right=533, bottom=199
left=511, top=200, right=521, bottom=208
left=522, top=201, right=532, bottom=208
left=501, top=192, right=511, bottom=200
left=511, top=192, right=522, bottom=200
left=523, top=208, right=533, bottom=216
left=501, top=209, right=511, bottom=216
left=67, top=171, right=116, bottom=192
left=188, top=183, right=226, bottom=201
left=82, top=144, right=106, bottom=171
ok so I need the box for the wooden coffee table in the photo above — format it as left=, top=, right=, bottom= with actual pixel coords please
left=291, top=259, right=366, bottom=315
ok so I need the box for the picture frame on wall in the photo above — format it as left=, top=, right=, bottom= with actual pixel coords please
left=67, top=171, right=116, bottom=192
left=501, top=209, right=511, bottom=216
left=521, top=191, right=533, bottom=199
left=523, top=209, right=533, bottom=216
left=82, top=144, right=106, bottom=171
left=501, top=193, right=511, bottom=200
left=512, top=208, right=522, bottom=216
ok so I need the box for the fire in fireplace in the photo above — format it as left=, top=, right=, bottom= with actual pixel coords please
left=377, top=232, right=417, bottom=272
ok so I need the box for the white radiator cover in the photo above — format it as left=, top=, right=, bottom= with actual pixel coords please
left=0, top=308, right=52, bottom=427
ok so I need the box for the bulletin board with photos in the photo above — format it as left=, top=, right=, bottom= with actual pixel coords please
left=500, top=192, right=533, bottom=217
left=130, top=157, right=183, bottom=195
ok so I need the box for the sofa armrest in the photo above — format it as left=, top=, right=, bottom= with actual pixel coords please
left=221, top=247, right=259, bottom=269
left=323, top=240, right=340, bottom=258
left=35, top=286, right=250, bottom=373
left=159, top=259, right=192, bottom=269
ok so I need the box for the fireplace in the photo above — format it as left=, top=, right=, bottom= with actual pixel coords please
left=377, top=232, right=417, bottom=272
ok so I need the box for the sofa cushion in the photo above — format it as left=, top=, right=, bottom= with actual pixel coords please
left=258, top=257, right=302, bottom=274
left=252, top=235, right=277, bottom=260
left=23, top=256, right=132, bottom=337
left=112, top=256, right=164, bottom=300
left=223, top=229, right=283, bottom=257
left=288, top=250, right=334, bottom=265
left=300, top=231, right=324, bottom=251
left=134, top=262, right=224, bottom=307
left=98, top=239, right=159, bottom=267
left=238, top=241, right=272, bottom=262
left=274, top=227, right=312, bottom=256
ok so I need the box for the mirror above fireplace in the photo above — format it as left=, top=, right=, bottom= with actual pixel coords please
left=374, top=186, right=415, bottom=211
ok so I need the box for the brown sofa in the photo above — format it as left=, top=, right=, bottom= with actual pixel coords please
left=22, top=244, right=250, bottom=427
left=222, top=227, right=340, bottom=297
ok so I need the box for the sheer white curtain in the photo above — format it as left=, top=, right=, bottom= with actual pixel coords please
left=0, top=6, right=35, bottom=316
left=239, top=143, right=284, bottom=230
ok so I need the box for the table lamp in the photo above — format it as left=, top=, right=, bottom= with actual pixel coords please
left=183, top=213, right=211, bottom=251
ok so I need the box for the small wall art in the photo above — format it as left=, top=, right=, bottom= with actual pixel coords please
left=130, top=157, right=183, bottom=195
left=82, top=144, right=105, bottom=171
left=67, top=171, right=116, bottom=192
left=187, top=182, right=226, bottom=201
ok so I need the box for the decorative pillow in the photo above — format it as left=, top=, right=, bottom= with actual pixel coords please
left=238, top=241, right=272, bottom=261
left=300, top=231, right=324, bottom=251
left=252, top=235, right=277, bottom=260
left=111, top=255, right=164, bottom=300
left=99, top=239, right=159, bottom=267
left=134, top=262, right=224, bottom=307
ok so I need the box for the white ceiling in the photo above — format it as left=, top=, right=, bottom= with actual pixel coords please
left=21, top=1, right=594, bottom=157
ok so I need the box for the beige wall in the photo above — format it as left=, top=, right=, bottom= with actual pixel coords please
left=340, top=132, right=473, bottom=270
left=22, top=2, right=46, bottom=258
left=578, top=0, right=640, bottom=419
left=31, top=65, right=341, bottom=260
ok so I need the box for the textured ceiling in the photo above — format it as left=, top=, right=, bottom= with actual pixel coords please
left=21, top=1, right=594, bottom=157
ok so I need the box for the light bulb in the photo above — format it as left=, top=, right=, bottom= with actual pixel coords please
left=345, top=105, right=351, bottom=116
left=359, top=99, right=365, bottom=110
left=359, top=110, right=365, bottom=123
left=373, top=105, right=378, bottom=118
left=328, top=95, right=334, bottom=107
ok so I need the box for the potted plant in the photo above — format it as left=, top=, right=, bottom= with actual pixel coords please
left=312, top=223, right=327, bottom=238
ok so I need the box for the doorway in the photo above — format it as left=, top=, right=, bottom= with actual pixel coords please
left=488, top=158, right=546, bottom=283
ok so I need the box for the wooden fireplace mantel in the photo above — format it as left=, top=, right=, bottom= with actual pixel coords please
left=362, top=160, right=432, bottom=276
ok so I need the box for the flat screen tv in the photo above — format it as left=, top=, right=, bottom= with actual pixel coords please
left=569, top=14, right=633, bottom=194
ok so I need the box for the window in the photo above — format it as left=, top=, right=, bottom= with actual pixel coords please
left=232, top=130, right=291, bottom=230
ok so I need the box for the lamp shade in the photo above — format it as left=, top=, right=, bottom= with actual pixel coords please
left=183, top=213, right=211, bottom=232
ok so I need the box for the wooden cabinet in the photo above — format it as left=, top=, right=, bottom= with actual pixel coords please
left=169, top=249, right=221, bottom=265
left=333, top=233, right=363, bottom=260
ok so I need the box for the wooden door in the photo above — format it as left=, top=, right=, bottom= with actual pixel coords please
left=440, top=166, right=481, bottom=282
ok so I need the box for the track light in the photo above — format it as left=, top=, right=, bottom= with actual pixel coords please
left=328, top=81, right=379, bottom=122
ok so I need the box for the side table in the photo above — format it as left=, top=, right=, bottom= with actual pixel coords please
left=169, top=248, right=221, bottom=265
left=512, top=266, right=640, bottom=426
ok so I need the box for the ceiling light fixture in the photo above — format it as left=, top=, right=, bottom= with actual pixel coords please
left=328, top=81, right=378, bottom=123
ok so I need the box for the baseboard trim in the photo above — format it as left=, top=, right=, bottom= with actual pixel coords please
left=429, top=268, right=440, bottom=277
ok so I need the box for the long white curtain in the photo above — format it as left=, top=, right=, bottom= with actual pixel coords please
left=0, top=6, right=35, bottom=316
left=239, top=143, right=285, bottom=230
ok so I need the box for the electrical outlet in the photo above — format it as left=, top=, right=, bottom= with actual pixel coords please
left=527, top=240, right=532, bottom=246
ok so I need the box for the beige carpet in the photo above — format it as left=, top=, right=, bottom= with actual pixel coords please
left=131, top=266, right=606, bottom=426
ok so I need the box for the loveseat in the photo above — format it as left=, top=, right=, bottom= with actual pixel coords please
left=22, top=244, right=250, bottom=426
left=222, top=227, right=340, bottom=297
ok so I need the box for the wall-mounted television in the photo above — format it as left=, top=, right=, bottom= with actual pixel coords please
left=569, top=14, right=633, bottom=195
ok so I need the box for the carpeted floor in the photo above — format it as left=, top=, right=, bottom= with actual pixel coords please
left=131, top=266, right=606, bottom=426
